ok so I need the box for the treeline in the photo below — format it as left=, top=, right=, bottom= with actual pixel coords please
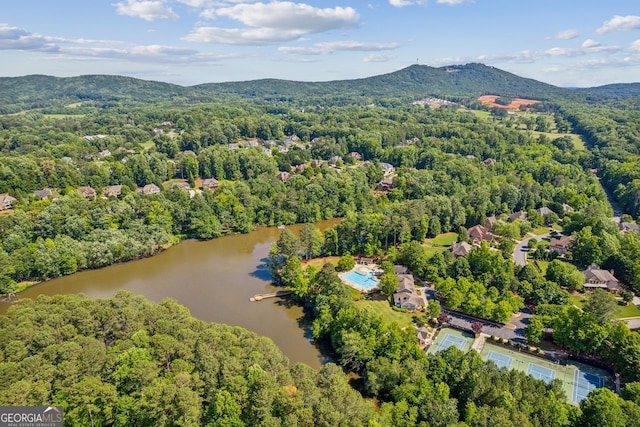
left=0, top=292, right=374, bottom=426
left=269, top=228, right=640, bottom=426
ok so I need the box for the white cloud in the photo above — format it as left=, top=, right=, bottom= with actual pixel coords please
left=189, top=2, right=359, bottom=45
left=549, top=29, right=578, bottom=40
left=545, top=47, right=581, bottom=57
left=175, top=0, right=211, bottom=7
left=0, top=24, right=60, bottom=52
left=631, top=40, right=640, bottom=52
left=115, top=0, right=179, bottom=21
left=582, top=39, right=600, bottom=48
left=279, top=40, right=400, bottom=55
left=436, top=0, right=469, bottom=5
left=363, top=54, right=393, bottom=62
left=388, top=0, right=426, bottom=6
left=184, top=26, right=304, bottom=45
left=212, top=2, right=358, bottom=33
left=596, top=15, right=640, bottom=34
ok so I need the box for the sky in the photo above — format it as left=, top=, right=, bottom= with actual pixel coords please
left=1, top=0, right=639, bottom=87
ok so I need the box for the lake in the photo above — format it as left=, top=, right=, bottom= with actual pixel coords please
left=0, top=219, right=341, bottom=369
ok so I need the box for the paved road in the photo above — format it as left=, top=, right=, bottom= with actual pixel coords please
left=422, top=284, right=530, bottom=343
left=513, top=233, right=550, bottom=266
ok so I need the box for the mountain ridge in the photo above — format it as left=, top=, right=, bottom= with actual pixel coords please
left=0, top=63, right=637, bottom=113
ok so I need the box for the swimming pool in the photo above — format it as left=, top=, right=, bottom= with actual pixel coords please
left=341, top=269, right=380, bottom=290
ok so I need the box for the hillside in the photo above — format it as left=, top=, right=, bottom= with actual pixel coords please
left=0, top=63, right=611, bottom=113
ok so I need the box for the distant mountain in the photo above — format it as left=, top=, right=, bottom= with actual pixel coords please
left=577, top=82, right=640, bottom=97
left=0, top=63, right=636, bottom=113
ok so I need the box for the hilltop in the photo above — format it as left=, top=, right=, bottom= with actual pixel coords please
left=1, top=63, right=637, bottom=113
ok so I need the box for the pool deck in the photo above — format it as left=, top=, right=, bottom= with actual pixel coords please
left=339, top=264, right=382, bottom=292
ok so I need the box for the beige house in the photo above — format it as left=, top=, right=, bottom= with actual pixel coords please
left=393, top=273, right=423, bottom=311
left=139, top=184, right=161, bottom=195
left=468, top=225, right=496, bottom=245
left=0, top=193, right=17, bottom=210
left=582, top=264, right=623, bottom=293
left=77, top=186, right=97, bottom=199
left=202, top=178, right=219, bottom=191
left=549, top=235, right=575, bottom=255
left=450, top=241, right=472, bottom=257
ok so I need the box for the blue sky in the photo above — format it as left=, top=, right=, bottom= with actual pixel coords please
left=1, top=0, right=639, bottom=87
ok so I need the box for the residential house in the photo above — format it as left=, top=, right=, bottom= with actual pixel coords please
left=170, top=182, right=191, bottom=191
left=202, top=178, right=219, bottom=191
left=277, top=171, right=291, bottom=182
left=582, top=264, right=623, bottom=294
left=33, top=188, right=53, bottom=200
left=376, top=177, right=394, bottom=192
left=538, top=207, right=554, bottom=216
left=468, top=225, right=496, bottom=245
left=295, top=164, right=307, bottom=172
left=483, top=158, right=496, bottom=165
left=549, top=235, right=575, bottom=256
left=394, top=265, right=410, bottom=275
left=348, top=152, right=363, bottom=161
left=329, top=155, right=341, bottom=166
left=77, top=186, right=97, bottom=199
left=380, top=162, right=395, bottom=176
left=619, top=222, right=640, bottom=233
left=311, top=159, right=323, bottom=168
left=246, top=140, right=259, bottom=148
left=485, top=215, right=498, bottom=230
left=450, top=241, right=472, bottom=258
left=139, top=184, right=161, bottom=195
left=0, top=193, right=17, bottom=210
left=393, top=273, right=423, bottom=311
left=227, top=143, right=240, bottom=150
left=98, top=150, right=112, bottom=159
left=507, top=211, right=527, bottom=222
left=562, top=203, right=574, bottom=213
left=104, top=185, right=123, bottom=198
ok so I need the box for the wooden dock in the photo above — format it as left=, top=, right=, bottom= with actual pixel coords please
left=250, top=290, right=293, bottom=302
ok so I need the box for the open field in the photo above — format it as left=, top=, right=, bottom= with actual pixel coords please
left=478, top=95, right=541, bottom=110
left=356, top=298, right=415, bottom=329
left=569, top=294, right=640, bottom=318
left=423, top=232, right=458, bottom=257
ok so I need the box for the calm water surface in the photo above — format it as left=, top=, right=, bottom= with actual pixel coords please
left=0, top=219, right=340, bottom=369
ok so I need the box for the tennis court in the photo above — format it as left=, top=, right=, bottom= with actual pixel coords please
left=427, top=328, right=473, bottom=354
left=527, top=363, right=556, bottom=383
left=486, top=350, right=513, bottom=369
left=480, top=342, right=612, bottom=404
left=573, top=369, right=605, bottom=403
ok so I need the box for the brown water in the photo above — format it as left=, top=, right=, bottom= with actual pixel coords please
left=0, top=219, right=340, bottom=369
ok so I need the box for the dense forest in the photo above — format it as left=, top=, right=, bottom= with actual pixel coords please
left=1, top=64, right=640, bottom=425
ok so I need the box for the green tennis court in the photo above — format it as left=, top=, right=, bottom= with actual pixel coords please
left=480, top=342, right=612, bottom=404
left=427, top=328, right=474, bottom=354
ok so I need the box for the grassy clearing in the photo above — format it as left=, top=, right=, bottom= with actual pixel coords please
left=617, top=303, right=640, bottom=318
left=302, top=256, right=340, bottom=269
left=469, top=110, right=491, bottom=120
left=569, top=294, right=585, bottom=308
left=531, top=226, right=551, bottom=235
left=139, top=140, right=155, bottom=152
left=44, top=113, right=85, bottom=119
left=429, top=232, right=458, bottom=247
left=535, top=260, right=549, bottom=275
left=356, top=298, right=415, bottom=329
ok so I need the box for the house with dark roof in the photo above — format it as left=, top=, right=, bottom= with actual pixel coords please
left=376, top=177, right=394, bottom=192
left=468, top=225, right=496, bottom=245
left=33, top=188, right=53, bottom=200
left=485, top=215, right=498, bottom=230
left=77, top=186, right=97, bottom=199
left=0, top=193, right=17, bottom=210
left=582, top=264, right=623, bottom=293
left=393, top=274, right=423, bottom=311
left=549, top=235, right=575, bottom=256
left=450, top=241, right=473, bottom=257
left=380, top=162, right=395, bottom=176
left=202, top=178, right=219, bottom=191
left=507, top=211, right=527, bottom=222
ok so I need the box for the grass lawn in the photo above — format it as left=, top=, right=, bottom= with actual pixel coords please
left=535, top=260, right=549, bottom=275
left=531, top=226, right=551, bottom=235
left=139, top=140, right=155, bottom=152
left=616, top=303, right=640, bottom=318
left=429, top=232, right=458, bottom=247
left=302, top=256, right=340, bottom=269
left=469, top=110, right=491, bottom=120
left=569, top=294, right=585, bottom=308
left=357, top=298, right=415, bottom=329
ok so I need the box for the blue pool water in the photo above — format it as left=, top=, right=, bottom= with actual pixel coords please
left=342, top=270, right=380, bottom=289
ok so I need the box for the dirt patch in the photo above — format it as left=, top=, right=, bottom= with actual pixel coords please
left=478, top=95, right=541, bottom=110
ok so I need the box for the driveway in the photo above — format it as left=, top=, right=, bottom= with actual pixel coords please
left=513, top=233, right=550, bottom=266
